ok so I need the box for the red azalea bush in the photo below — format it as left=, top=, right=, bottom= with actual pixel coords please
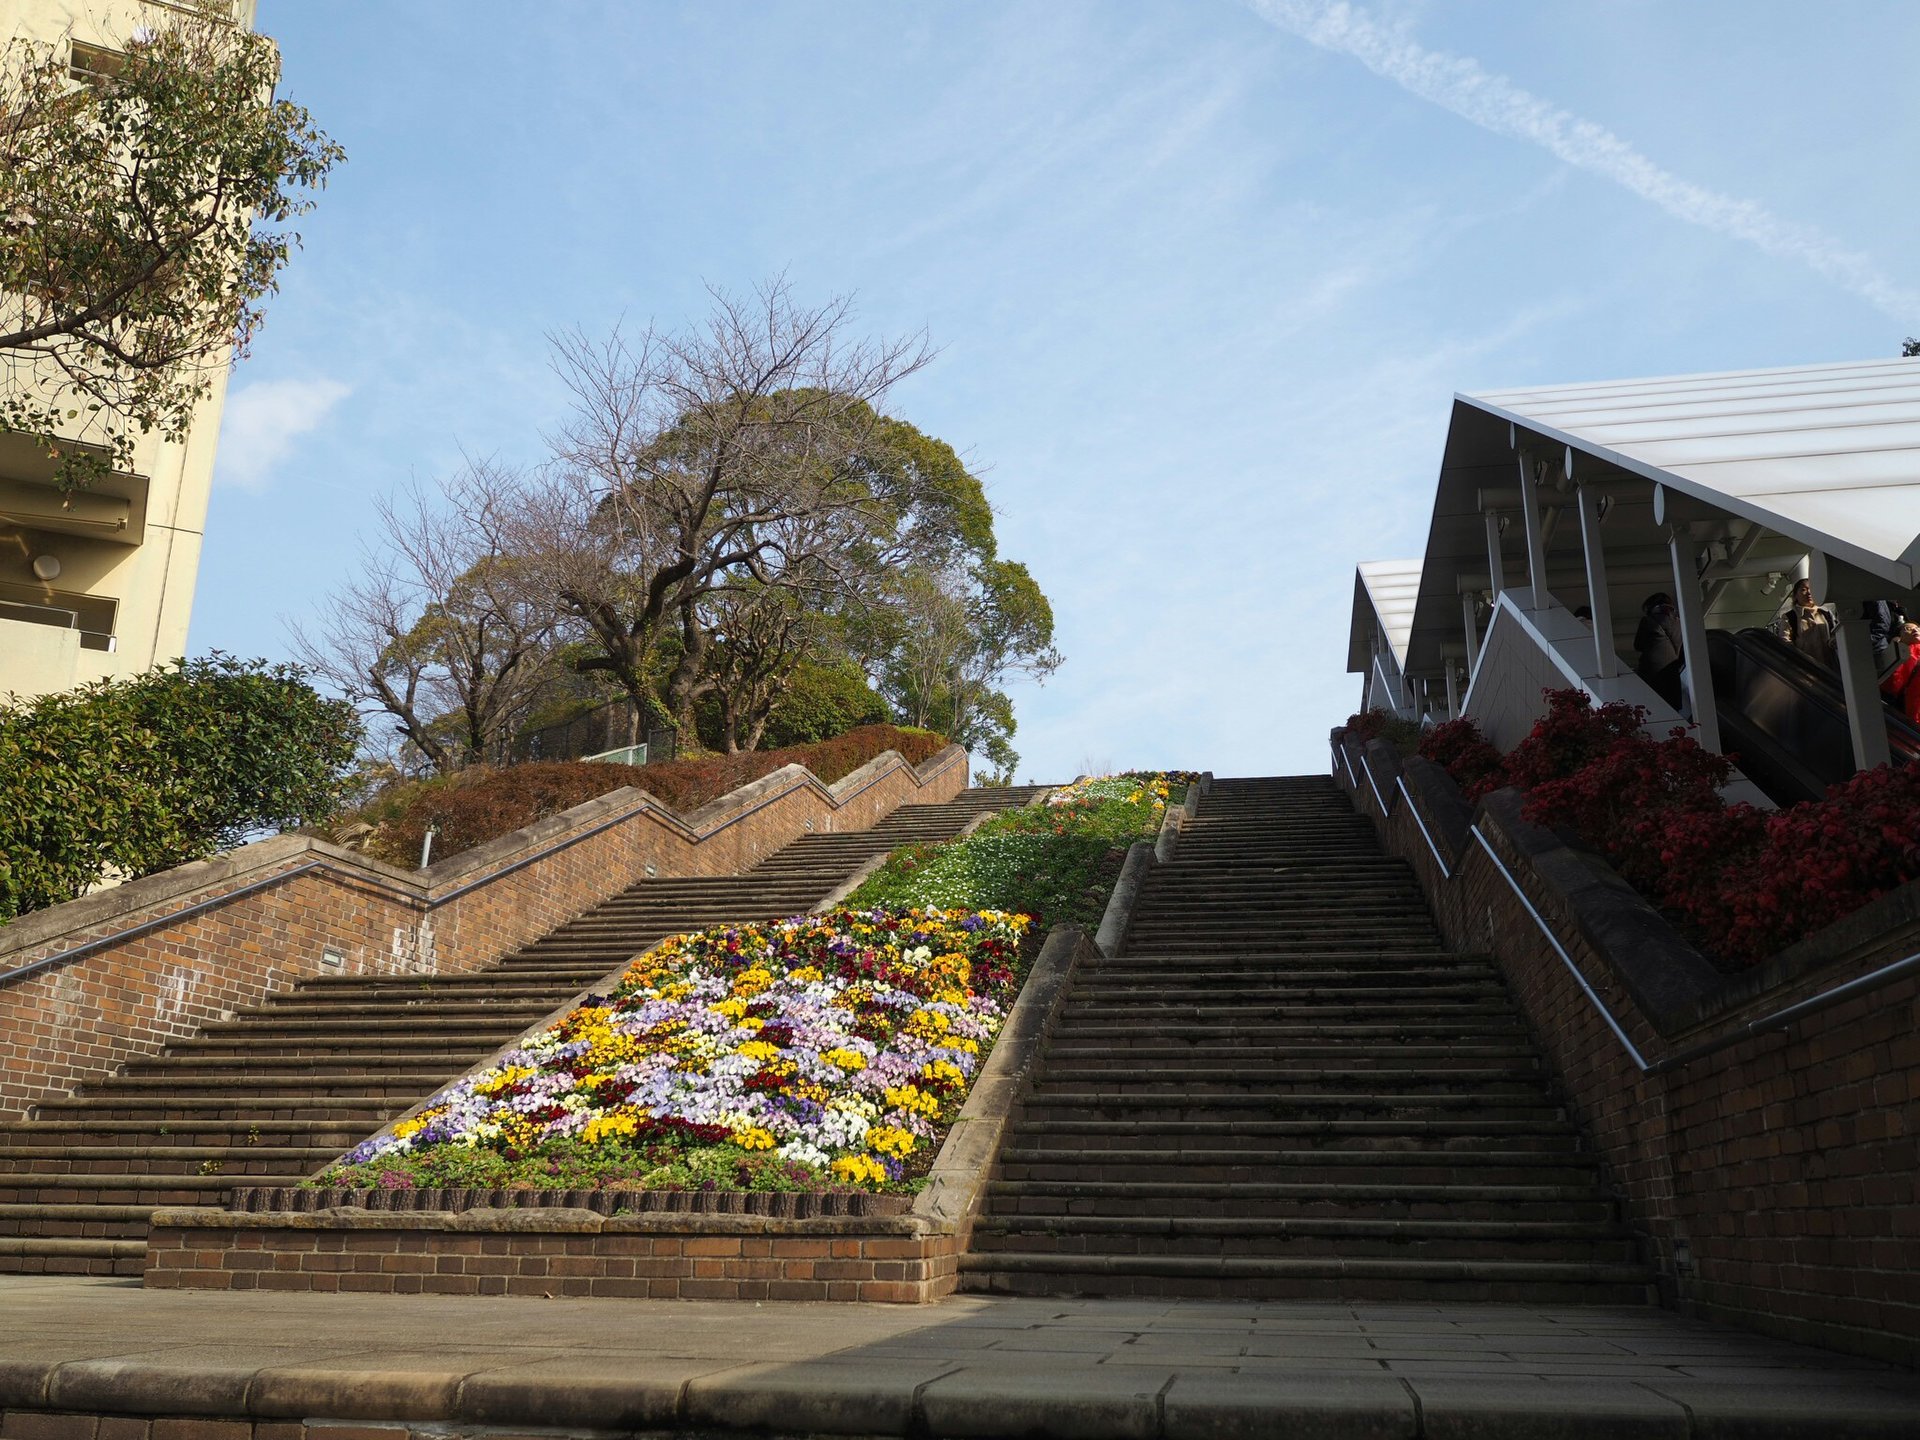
left=1341, top=708, right=1424, bottom=755
left=1717, top=764, right=1920, bottom=964
left=1405, top=689, right=1920, bottom=968
left=373, top=725, right=948, bottom=866
left=1417, top=718, right=1507, bottom=801
left=1343, top=709, right=1390, bottom=744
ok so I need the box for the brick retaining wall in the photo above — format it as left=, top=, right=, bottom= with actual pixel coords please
left=143, top=1208, right=960, bottom=1303
left=1334, top=732, right=1920, bottom=1368
left=0, top=747, right=965, bottom=1121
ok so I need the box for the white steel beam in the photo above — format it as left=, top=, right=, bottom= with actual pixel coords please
left=1575, top=480, right=1618, bottom=679
left=1667, top=526, right=1722, bottom=754
left=1516, top=451, right=1550, bottom=609
left=1484, top=512, right=1506, bottom=600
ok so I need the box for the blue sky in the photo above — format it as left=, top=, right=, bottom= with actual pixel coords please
left=197, top=0, right=1920, bottom=783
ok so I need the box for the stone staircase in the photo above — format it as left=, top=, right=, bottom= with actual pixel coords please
left=0, top=785, right=1044, bottom=1276
left=959, top=774, right=1656, bottom=1303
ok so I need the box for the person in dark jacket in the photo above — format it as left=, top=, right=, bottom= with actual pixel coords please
left=1634, top=592, right=1685, bottom=710
left=1864, top=599, right=1907, bottom=677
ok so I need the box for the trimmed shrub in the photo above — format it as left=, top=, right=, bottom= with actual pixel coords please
left=1341, top=707, right=1423, bottom=755
left=0, top=657, right=359, bottom=921
left=371, top=724, right=949, bottom=867
left=1417, top=718, right=1506, bottom=801
left=1413, top=690, right=1920, bottom=968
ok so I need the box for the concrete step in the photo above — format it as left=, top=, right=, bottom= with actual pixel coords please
left=955, top=1252, right=1657, bottom=1304
left=985, top=1180, right=1615, bottom=1222
left=969, top=1214, right=1639, bottom=1262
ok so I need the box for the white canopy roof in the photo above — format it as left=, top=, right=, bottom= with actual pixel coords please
left=1348, top=559, right=1423, bottom=674
left=1466, top=356, right=1920, bottom=586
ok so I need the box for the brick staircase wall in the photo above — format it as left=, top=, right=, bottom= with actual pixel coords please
left=0, top=746, right=966, bottom=1122
left=1337, top=732, right=1920, bottom=1370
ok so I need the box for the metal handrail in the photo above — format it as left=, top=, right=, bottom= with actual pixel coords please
left=1, top=746, right=965, bottom=991
left=1336, top=741, right=1358, bottom=789
left=1396, top=774, right=1450, bottom=880
left=1646, top=948, right=1920, bottom=1076
left=1470, top=824, right=1651, bottom=1071
left=1359, top=752, right=1393, bottom=815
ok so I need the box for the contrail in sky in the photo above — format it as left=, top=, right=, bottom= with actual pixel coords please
left=1243, top=0, right=1920, bottom=322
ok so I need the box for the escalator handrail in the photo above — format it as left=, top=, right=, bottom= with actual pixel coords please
left=1725, top=628, right=1920, bottom=757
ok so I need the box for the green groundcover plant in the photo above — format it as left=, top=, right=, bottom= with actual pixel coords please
left=846, top=772, right=1196, bottom=930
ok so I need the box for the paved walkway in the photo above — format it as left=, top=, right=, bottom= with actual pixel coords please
left=0, top=1276, right=1914, bottom=1437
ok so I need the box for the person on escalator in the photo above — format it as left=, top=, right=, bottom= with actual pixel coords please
left=1864, top=600, right=1908, bottom=677
left=1775, top=579, right=1838, bottom=668
left=1634, top=593, right=1685, bottom=711
left=1881, top=622, right=1920, bottom=724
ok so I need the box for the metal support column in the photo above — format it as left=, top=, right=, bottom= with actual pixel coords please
left=1666, top=525, right=1722, bottom=753
left=1516, top=451, right=1550, bottom=609
left=1484, top=513, right=1505, bottom=600
left=1444, top=663, right=1460, bottom=720
left=1835, top=624, right=1892, bottom=771
left=1461, top=590, right=1481, bottom=673
left=1575, top=479, right=1618, bottom=678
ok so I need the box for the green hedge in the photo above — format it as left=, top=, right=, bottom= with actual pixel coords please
left=0, top=657, right=359, bottom=922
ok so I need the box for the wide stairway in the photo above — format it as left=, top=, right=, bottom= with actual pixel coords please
left=0, top=785, right=1044, bottom=1276
left=960, top=775, right=1655, bottom=1302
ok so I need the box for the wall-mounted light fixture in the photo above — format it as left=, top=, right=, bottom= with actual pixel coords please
left=30, top=554, right=60, bottom=581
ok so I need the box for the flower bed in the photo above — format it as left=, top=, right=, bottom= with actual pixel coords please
left=316, top=906, right=1028, bottom=1194
left=846, top=771, right=1196, bottom=929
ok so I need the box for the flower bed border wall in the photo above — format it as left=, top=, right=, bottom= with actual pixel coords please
left=0, top=744, right=967, bottom=1122
left=143, top=924, right=1104, bottom=1302
left=1331, top=727, right=1920, bottom=1369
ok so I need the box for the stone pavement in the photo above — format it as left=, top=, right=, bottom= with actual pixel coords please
left=0, top=1276, right=1915, bottom=1437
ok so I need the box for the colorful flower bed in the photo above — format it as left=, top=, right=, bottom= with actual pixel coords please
left=317, top=906, right=1028, bottom=1193
left=316, top=771, right=1192, bottom=1195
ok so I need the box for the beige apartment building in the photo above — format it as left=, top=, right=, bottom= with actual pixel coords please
left=0, top=0, right=257, bottom=700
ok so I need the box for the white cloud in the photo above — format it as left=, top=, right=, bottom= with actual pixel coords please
left=214, top=377, right=352, bottom=490
left=1243, top=0, right=1920, bottom=322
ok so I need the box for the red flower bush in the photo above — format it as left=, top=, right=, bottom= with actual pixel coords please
left=1417, top=718, right=1507, bottom=801
left=1402, top=689, right=1920, bottom=968
left=1718, top=764, right=1920, bottom=964
left=1342, top=709, right=1389, bottom=743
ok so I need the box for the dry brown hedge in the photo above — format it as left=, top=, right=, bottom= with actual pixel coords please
left=372, top=725, right=950, bottom=867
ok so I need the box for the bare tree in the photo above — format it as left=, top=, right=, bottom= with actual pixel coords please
left=290, top=460, right=562, bottom=774
left=536, top=278, right=935, bottom=733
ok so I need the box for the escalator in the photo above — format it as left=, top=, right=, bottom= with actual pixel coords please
left=1707, top=628, right=1920, bottom=805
